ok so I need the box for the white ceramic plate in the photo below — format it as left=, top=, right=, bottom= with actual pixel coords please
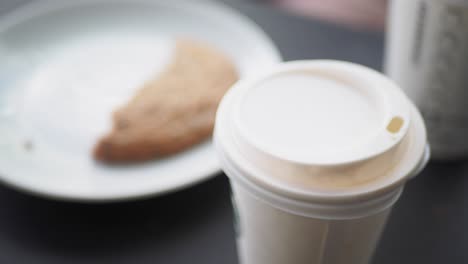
left=0, top=0, right=281, bottom=201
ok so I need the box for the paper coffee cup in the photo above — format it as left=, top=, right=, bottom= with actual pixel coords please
left=214, top=60, right=429, bottom=264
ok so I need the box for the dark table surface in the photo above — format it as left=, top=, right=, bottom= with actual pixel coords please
left=0, top=1, right=467, bottom=263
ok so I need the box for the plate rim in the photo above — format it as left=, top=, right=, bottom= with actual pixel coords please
left=0, top=0, right=282, bottom=202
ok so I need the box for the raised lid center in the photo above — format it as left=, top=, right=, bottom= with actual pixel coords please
left=237, top=71, right=385, bottom=164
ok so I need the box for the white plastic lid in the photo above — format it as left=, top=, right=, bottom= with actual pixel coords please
left=234, top=63, right=410, bottom=165
left=215, top=60, right=428, bottom=202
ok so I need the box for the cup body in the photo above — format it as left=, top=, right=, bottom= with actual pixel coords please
left=231, top=180, right=395, bottom=264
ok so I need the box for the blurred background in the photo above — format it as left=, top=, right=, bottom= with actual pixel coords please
left=266, top=0, right=388, bottom=31
left=0, top=0, right=466, bottom=264
left=0, top=0, right=389, bottom=31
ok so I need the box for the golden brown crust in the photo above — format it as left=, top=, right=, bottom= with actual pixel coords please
left=93, top=39, right=238, bottom=163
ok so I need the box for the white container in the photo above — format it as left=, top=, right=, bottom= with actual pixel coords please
left=385, top=0, right=468, bottom=160
left=214, top=61, right=429, bottom=264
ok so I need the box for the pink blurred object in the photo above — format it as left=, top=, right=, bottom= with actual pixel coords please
left=274, top=0, right=388, bottom=31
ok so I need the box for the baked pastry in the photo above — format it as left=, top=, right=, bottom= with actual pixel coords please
left=93, top=39, right=238, bottom=162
